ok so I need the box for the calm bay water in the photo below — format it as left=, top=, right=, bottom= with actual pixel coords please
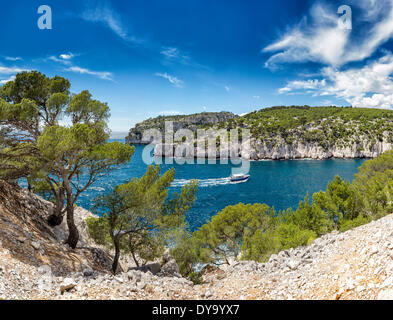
left=73, top=140, right=367, bottom=231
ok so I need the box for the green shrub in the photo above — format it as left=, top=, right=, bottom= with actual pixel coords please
left=339, top=215, right=371, bottom=232
left=176, top=150, right=393, bottom=269
left=275, top=223, right=317, bottom=250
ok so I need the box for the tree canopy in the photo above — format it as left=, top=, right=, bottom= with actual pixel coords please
left=87, top=165, right=198, bottom=273
left=0, top=71, right=134, bottom=248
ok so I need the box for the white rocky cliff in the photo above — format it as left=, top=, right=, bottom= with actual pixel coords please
left=153, top=138, right=393, bottom=160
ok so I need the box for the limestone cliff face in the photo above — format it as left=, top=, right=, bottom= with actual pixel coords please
left=153, top=139, right=393, bottom=160
left=248, top=139, right=392, bottom=160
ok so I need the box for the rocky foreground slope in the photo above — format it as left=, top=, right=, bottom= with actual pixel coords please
left=1, top=179, right=393, bottom=300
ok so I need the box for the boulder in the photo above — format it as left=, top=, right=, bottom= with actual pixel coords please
left=127, top=270, right=142, bottom=283
left=161, top=259, right=180, bottom=277
left=129, top=262, right=161, bottom=275
left=82, top=267, right=94, bottom=277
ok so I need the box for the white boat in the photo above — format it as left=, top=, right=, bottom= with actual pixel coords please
left=229, top=174, right=250, bottom=183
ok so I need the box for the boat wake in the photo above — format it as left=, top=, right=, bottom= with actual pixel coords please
left=171, top=177, right=231, bottom=187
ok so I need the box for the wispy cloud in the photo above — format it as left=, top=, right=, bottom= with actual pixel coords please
left=160, top=46, right=209, bottom=70
left=81, top=1, right=137, bottom=42
left=224, top=86, right=230, bottom=92
left=0, top=66, right=27, bottom=75
left=0, top=75, right=16, bottom=84
left=46, top=52, right=114, bottom=81
left=4, top=56, right=22, bottom=61
left=66, top=66, right=114, bottom=81
left=321, top=99, right=334, bottom=106
left=155, top=72, right=184, bottom=88
left=0, top=65, right=28, bottom=85
left=161, top=47, right=186, bottom=60
left=160, top=47, right=191, bottom=64
left=158, top=110, right=182, bottom=116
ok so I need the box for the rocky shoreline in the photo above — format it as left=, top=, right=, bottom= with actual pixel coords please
left=153, top=139, right=392, bottom=160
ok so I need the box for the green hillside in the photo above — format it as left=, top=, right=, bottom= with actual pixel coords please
left=218, top=106, right=393, bottom=150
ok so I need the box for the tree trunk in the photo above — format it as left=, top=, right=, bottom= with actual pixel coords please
left=131, top=250, right=140, bottom=267
left=112, top=237, right=121, bottom=274
left=65, top=200, right=79, bottom=248
left=47, top=187, right=65, bottom=226
left=64, top=183, right=79, bottom=249
left=128, top=235, right=140, bottom=267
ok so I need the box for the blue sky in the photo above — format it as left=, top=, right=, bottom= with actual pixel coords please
left=2, top=0, right=393, bottom=131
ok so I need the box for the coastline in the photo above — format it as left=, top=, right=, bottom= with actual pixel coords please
left=128, top=142, right=382, bottom=161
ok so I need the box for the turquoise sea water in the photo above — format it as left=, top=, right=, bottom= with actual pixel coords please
left=72, top=140, right=367, bottom=231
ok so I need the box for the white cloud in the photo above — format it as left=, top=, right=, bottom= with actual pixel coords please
left=224, top=86, right=230, bottom=92
left=278, top=79, right=326, bottom=94
left=66, top=66, right=113, bottom=81
left=253, top=96, right=260, bottom=99
left=269, top=0, right=393, bottom=109
left=264, top=3, right=350, bottom=67
left=155, top=72, right=184, bottom=88
left=48, top=55, right=72, bottom=65
left=279, top=53, right=393, bottom=108
left=352, top=93, right=393, bottom=108
left=321, top=54, right=393, bottom=108
left=60, top=53, right=74, bottom=60
left=264, top=0, right=393, bottom=68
